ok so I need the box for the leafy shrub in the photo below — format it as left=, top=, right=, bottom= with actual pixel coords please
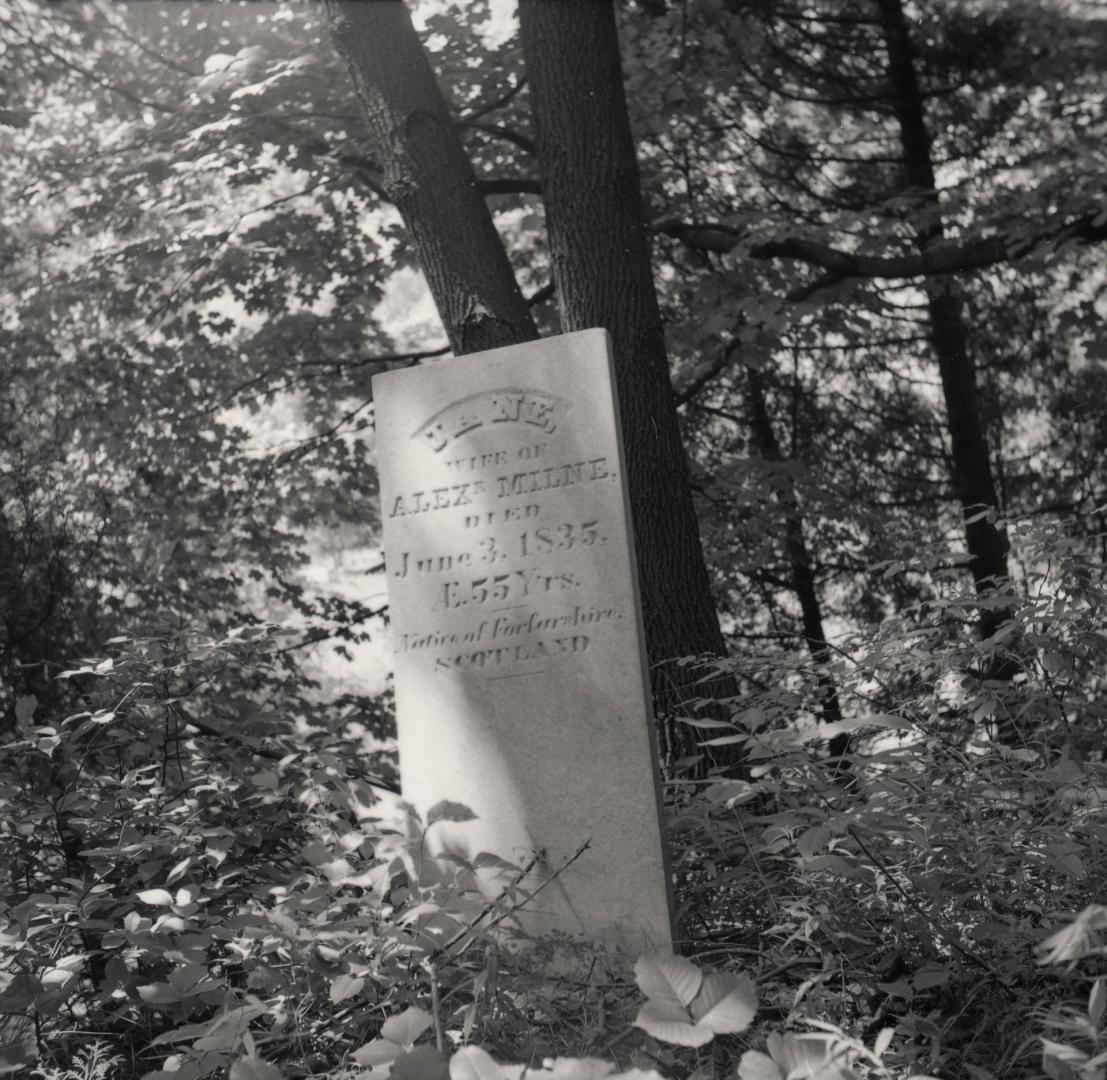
left=0, top=627, right=487, bottom=1077
left=670, top=517, right=1107, bottom=1078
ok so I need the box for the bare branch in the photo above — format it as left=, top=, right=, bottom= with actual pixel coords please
left=654, top=206, right=1107, bottom=279
left=458, top=74, right=527, bottom=124
left=461, top=120, right=536, bottom=156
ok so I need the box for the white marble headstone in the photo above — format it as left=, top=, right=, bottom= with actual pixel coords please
left=372, top=329, right=672, bottom=949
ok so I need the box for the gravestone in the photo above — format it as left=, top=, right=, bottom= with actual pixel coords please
left=372, top=328, right=673, bottom=949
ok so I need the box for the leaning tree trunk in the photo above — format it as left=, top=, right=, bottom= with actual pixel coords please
left=324, top=0, right=537, bottom=355
left=517, top=0, right=731, bottom=767
left=876, top=0, right=1012, bottom=635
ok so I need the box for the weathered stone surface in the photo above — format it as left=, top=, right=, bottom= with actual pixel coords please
left=373, top=329, right=672, bottom=949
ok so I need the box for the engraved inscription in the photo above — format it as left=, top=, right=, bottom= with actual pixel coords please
left=386, top=457, right=615, bottom=518
left=388, top=390, right=627, bottom=679
left=414, top=388, right=566, bottom=453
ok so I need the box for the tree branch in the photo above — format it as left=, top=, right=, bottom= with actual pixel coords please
left=461, top=120, right=537, bottom=156
left=477, top=176, right=542, bottom=196
left=654, top=206, right=1107, bottom=279
left=673, top=338, right=742, bottom=404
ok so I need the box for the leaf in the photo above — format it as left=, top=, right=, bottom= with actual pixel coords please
left=40, top=966, right=80, bottom=990
left=14, top=695, right=36, bottom=726
left=633, top=1000, right=714, bottom=1047
left=427, top=800, right=478, bottom=826
left=51, top=953, right=86, bottom=973
left=1042, top=1039, right=1089, bottom=1066
left=700, top=734, right=747, bottom=747
left=1042, top=1051, right=1076, bottom=1080
left=228, top=1057, right=283, bottom=1080
left=381, top=1006, right=434, bottom=1046
left=738, top=1051, right=783, bottom=1080
left=449, top=1046, right=526, bottom=1080
left=473, top=852, right=522, bottom=871
left=41, top=954, right=85, bottom=989
left=137, top=888, right=175, bottom=906
left=329, top=974, right=364, bottom=1005
left=0, top=975, right=40, bottom=1011
left=0, top=1040, right=37, bottom=1074
left=634, top=952, right=703, bottom=1009
left=796, top=827, right=829, bottom=861
left=690, top=972, right=757, bottom=1034
left=391, top=1046, right=451, bottom=1080
left=137, top=982, right=180, bottom=1005
left=769, top=1033, right=852, bottom=1080
left=166, top=857, right=193, bottom=884
left=531, top=1060, right=618, bottom=1079
left=962, top=1068, right=995, bottom=1080
left=1090, top=978, right=1106, bottom=1028
left=677, top=716, right=736, bottom=730
left=965, top=1062, right=1000, bottom=1080
left=150, top=1025, right=205, bottom=1049
left=873, top=1028, right=895, bottom=1057
left=912, top=967, right=949, bottom=991
left=353, top=1039, right=400, bottom=1067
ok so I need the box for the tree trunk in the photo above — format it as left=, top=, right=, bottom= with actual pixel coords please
left=324, top=0, right=537, bottom=355
left=876, top=0, right=1012, bottom=638
left=745, top=369, right=850, bottom=765
left=517, top=0, right=730, bottom=765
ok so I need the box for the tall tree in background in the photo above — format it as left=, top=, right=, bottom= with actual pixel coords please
left=875, top=0, right=1011, bottom=641
left=646, top=0, right=1105, bottom=671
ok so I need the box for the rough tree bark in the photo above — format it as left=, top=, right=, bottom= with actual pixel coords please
left=876, top=0, right=1013, bottom=638
left=517, top=0, right=730, bottom=764
left=323, top=0, right=537, bottom=355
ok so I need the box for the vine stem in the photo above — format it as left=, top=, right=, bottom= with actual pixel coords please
left=423, top=960, right=445, bottom=1053
left=430, top=839, right=593, bottom=961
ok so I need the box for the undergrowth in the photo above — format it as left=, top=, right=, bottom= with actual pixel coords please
left=1, top=519, right=1105, bottom=1079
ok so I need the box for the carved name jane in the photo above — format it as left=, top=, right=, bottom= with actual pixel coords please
left=372, top=329, right=673, bottom=949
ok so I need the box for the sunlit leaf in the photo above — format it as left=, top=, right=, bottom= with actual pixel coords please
left=633, top=1000, right=713, bottom=1047
left=137, top=889, right=175, bottom=906
left=228, top=1056, right=283, bottom=1080
left=329, top=974, right=364, bottom=1005
left=690, top=972, right=757, bottom=1034
left=634, top=953, right=703, bottom=1009
left=739, top=1051, right=783, bottom=1080
left=1091, top=978, right=1107, bottom=1028
left=381, top=1006, right=434, bottom=1045
left=353, top=1039, right=400, bottom=1067
left=449, top=1046, right=526, bottom=1080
